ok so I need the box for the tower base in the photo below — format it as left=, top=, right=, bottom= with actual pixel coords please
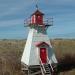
left=21, top=63, right=58, bottom=75
left=21, top=64, right=41, bottom=75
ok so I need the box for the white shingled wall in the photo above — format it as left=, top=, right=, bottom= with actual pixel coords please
left=21, top=28, right=57, bottom=66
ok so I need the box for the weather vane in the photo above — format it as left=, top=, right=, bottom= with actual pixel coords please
left=35, top=0, right=39, bottom=9
left=36, top=4, right=38, bottom=10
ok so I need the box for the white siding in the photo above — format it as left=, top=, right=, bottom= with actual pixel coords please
left=21, top=29, right=34, bottom=65
left=21, top=28, right=57, bottom=66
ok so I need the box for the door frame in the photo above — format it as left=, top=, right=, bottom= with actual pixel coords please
left=38, top=47, right=48, bottom=64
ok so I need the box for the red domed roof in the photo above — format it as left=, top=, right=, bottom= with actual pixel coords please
left=32, top=10, right=44, bottom=16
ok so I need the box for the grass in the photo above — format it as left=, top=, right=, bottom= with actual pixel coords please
left=0, top=39, right=75, bottom=75
left=51, top=39, right=75, bottom=58
left=51, top=39, right=75, bottom=75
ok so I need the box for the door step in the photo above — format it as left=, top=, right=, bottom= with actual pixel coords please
left=44, top=64, right=51, bottom=75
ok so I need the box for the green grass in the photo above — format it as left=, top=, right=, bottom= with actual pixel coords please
left=0, top=39, right=75, bottom=75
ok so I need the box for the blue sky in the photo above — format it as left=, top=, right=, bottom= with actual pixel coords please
left=0, top=0, right=75, bottom=39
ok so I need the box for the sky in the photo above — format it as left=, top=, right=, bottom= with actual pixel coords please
left=0, top=0, right=75, bottom=39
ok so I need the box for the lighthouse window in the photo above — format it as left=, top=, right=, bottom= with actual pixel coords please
left=38, top=16, right=40, bottom=18
left=37, top=27, right=42, bottom=33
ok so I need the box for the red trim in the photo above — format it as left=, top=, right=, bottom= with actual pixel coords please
left=36, top=42, right=49, bottom=47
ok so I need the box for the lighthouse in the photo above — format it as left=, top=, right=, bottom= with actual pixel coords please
left=21, top=8, right=58, bottom=75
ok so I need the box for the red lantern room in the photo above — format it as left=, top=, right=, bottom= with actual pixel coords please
left=31, top=9, right=44, bottom=25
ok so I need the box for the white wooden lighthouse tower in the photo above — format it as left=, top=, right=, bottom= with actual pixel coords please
left=21, top=8, right=58, bottom=75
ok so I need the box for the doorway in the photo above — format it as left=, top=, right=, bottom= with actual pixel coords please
left=40, top=48, right=47, bottom=64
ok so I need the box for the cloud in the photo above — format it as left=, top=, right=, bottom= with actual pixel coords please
left=0, top=19, right=24, bottom=27
left=0, top=0, right=35, bottom=27
left=0, top=0, right=34, bottom=17
left=0, top=0, right=75, bottom=39
left=45, top=0, right=75, bottom=5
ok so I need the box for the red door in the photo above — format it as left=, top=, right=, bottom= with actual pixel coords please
left=40, top=48, right=47, bottom=64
